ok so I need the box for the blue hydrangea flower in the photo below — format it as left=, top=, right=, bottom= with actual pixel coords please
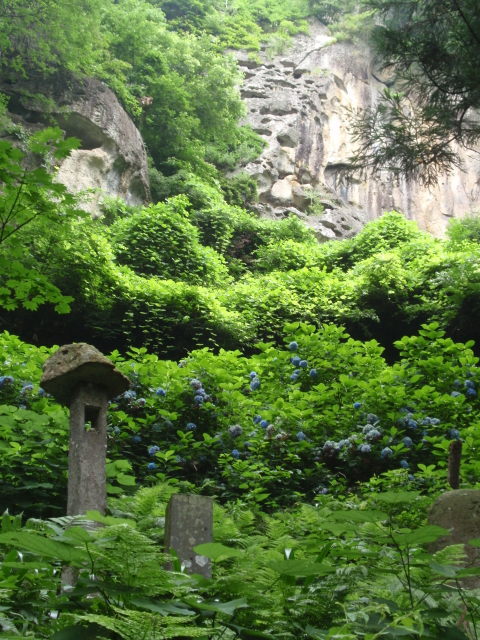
left=448, top=428, right=460, bottom=439
left=299, top=360, right=308, bottom=368
left=366, top=413, right=379, bottom=424
left=353, top=402, right=362, bottom=409
left=402, top=436, right=413, bottom=447
left=186, top=422, right=197, bottom=431
left=359, top=444, right=371, bottom=453
left=155, top=387, right=167, bottom=396
left=362, top=424, right=375, bottom=434
left=113, top=426, right=121, bottom=435
left=260, top=419, right=269, bottom=429
left=453, top=379, right=462, bottom=388
left=250, top=378, right=260, bottom=391
left=123, top=390, right=137, bottom=400
left=38, top=387, right=47, bottom=397
left=450, top=391, right=462, bottom=397
left=317, top=487, right=328, bottom=495
left=399, top=459, right=409, bottom=469
left=194, top=394, right=205, bottom=404
left=465, top=380, right=475, bottom=389
left=466, top=387, right=477, bottom=398
left=229, top=424, right=243, bottom=438
left=195, top=388, right=208, bottom=397
left=288, top=341, right=298, bottom=351
left=323, top=440, right=338, bottom=453
left=148, top=445, right=160, bottom=456
left=381, top=447, right=393, bottom=458
left=131, top=435, right=142, bottom=443
left=296, top=431, right=307, bottom=441
left=249, top=371, right=258, bottom=379
left=231, top=449, right=240, bottom=459
left=291, top=356, right=301, bottom=366
left=290, top=373, right=299, bottom=382
left=253, top=415, right=262, bottom=424
left=21, top=383, right=33, bottom=393
left=244, top=441, right=252, bottom=449
left=337, top=439, right=348, bottom=448
left=137, top=398, right=146, bottom=407
left=147, top=462, right=158, bottom=471
left=407, top=419, right=418, bottom=429
left=366, top=428, right=382, bottom=441
left=309, top=368, right=317, bottom=377
left=190, top=379, right=203, bottom=390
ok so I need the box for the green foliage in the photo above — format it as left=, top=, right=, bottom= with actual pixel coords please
left=0, top=487, right=479, bottom=639
left=447, top=215, right=480, bottom=246
left=351, top=0, right=480, bottom=182
left=110, top=196, right=230, bottom=286
left=0, top=129, right=84, bottom=313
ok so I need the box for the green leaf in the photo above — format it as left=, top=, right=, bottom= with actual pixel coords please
left=0, top=532, right=88, bottom=563
left=270, top=559, right=332, bottom=577
left=392, top=525, right=448, bottom=546
left=193, top=542, right=243, bottom=560
left=328, top=510, right=388, bottom=523
left=373, top=491, right=420, bottom=504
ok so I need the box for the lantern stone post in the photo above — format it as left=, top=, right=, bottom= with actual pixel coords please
left=41, top=343, right=129, bottom=517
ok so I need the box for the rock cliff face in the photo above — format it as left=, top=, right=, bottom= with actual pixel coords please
left=3, top=75, right=150, bottom=211
left=237, top=21, right=480, bottom=239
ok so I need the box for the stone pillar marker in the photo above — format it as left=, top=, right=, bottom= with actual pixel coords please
left=165, top=494, right=213, bottom=577
left=41, top=343, right=129, bottom=517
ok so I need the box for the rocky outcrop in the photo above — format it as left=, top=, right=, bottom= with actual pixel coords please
left=2, top=74, right=150, bottom=211
left=237, top=21, right=480, bottom=239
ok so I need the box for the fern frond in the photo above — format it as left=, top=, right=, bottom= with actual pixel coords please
left=78, top=607, right=208, bottom=640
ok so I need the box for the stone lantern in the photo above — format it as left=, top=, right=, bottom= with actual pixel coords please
left=41, top=343, right=129, bottom=517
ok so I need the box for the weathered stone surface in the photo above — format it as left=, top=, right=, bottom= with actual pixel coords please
left=165, top=494, right=213, bottom=577
left=2, top=74, right=150, bottom=212
left=41, top=343, right=129, bottom=405
left=429, top=489, right=480, bottom=587
left=67, top=382, right=109, bottom=516
left=237, top=20, right=480, bottom=238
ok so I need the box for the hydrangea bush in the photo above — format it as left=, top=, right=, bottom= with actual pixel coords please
left=1, top=321, right=479, bottom=513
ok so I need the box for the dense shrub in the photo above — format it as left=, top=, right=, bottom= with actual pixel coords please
left=110, top=196, right=230, bottom=286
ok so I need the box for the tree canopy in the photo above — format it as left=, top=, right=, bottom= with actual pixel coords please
left=351, top=0, right=480, bottom=184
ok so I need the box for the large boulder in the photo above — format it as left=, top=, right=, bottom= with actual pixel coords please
left=2, top=74, right=150, bottom=212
